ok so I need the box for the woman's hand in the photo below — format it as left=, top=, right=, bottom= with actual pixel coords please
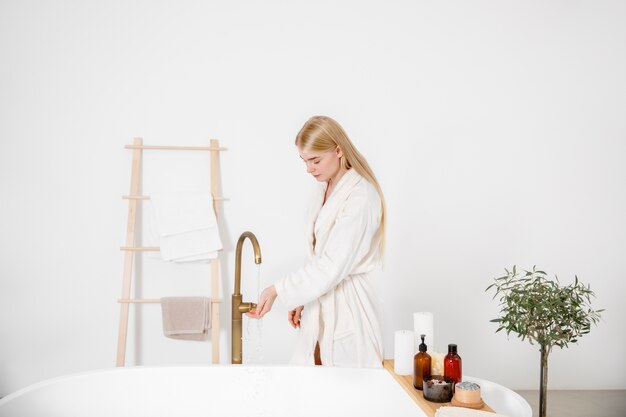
left=246, top=285, right=277, bottom=319
left=288, top=306, right=304, bottom=329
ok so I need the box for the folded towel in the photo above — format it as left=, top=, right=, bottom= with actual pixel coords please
left=151, top=193, right=216, bottom=235
left=158, top=228, right=221, bottom=261
left=161, top=297, right=211, bottom=341
left=149, top=193, right=223, bottom=262
left=435, top=406, right=510, bottom=417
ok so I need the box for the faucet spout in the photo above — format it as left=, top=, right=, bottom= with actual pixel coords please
left=232, top=231, right=262, bottom=364
left=234, top=231, right=262, bottom=295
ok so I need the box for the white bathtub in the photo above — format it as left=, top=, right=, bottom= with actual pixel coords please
left=0, top=365, right=428, bottom=417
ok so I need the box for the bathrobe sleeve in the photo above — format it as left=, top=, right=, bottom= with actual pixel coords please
left=274, top=187, right=381, bottom=310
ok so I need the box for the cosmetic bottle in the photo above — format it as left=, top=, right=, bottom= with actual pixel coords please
left=413, top=334, right=432, bottom=390
left=443, top=343, right=462, bottom=384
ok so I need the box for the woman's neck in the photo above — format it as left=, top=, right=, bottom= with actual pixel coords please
left=324, top=167, right=349, bottom=203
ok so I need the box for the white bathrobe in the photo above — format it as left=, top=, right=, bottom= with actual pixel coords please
left=274, top=169, right=384, bottom=368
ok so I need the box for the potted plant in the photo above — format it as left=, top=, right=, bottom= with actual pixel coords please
left=486, top=266, right=603, bottom=417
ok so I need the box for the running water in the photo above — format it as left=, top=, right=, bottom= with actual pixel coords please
left=244, top=264, right=260, bottom=341
left=243, top=264, right=265, bottom=363
left=254, top=263, right=264, bottom=361
left=242, top=264, right=262, bottom=359
left=256, top=264, right=263, bottom=329
left=256, top=263, right=261, bottom=301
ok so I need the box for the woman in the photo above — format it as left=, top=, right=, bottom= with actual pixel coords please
left=247, top=115, right=386, bottom=368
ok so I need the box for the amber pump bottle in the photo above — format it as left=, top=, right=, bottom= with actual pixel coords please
left=413, top=334, right=431, bottom=390
left=444, top=343, right=462, bottom=383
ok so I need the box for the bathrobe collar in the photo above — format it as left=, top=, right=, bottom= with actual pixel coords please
left=312, top=169, right=361, bottom=248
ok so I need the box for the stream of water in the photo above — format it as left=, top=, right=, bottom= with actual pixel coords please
left=242, top=264, right=264, bottom=363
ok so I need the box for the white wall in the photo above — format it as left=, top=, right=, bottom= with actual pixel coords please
left=1, top=0, right=625, bottom=396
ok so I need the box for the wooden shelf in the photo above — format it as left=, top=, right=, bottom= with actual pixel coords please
left=382, top=360, right=494, bottom=416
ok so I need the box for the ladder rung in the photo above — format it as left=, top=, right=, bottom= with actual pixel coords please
left=120, top=246, right=160, bottom=251
left=118, top=298, right=222, bottom=304
left=118, top=299, right=160, bottom=304
left=125, top=145, right=227, bottom=151
left=122, top=195, right=228, bottom=201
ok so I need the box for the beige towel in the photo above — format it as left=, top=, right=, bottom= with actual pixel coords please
left=161, top=297, right=211, bottom=341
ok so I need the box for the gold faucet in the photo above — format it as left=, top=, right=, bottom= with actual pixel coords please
left=232, top=231, right=262, bottom=364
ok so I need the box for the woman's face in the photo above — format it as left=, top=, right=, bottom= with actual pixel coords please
left=299, top=147, right=343, bottom=183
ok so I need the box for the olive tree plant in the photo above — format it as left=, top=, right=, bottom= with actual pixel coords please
left=486, top=266, right=603, bottom=417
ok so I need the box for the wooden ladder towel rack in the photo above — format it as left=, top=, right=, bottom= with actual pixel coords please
left=116, top=137, right=227, bottom=366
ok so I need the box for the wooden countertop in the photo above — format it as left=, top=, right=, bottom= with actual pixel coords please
left=382, top=360, right=494, bottom=416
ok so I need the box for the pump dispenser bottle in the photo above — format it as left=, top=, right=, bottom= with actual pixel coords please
left=444, top=343, right=462, bottom=383
left=413, top=334, right=432, bottom=390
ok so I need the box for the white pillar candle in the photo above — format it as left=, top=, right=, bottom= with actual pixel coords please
left=394, top=330, right=414, bottom=376
left=413, top=312, right=434, bottom=354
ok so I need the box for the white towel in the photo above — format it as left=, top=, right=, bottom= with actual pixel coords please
left=151, top=192, right=216, bottom=235
left=150, top=192, right=222, bottom=262
left=435, top=407, right=510, bottom=417
left=158, top=228, right=221, bottom=261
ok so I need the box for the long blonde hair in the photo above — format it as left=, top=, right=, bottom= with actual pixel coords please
left=295, top=115, right=386, bottom=255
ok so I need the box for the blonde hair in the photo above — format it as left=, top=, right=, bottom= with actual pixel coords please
left=295, top=115, right=386, bottom=255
